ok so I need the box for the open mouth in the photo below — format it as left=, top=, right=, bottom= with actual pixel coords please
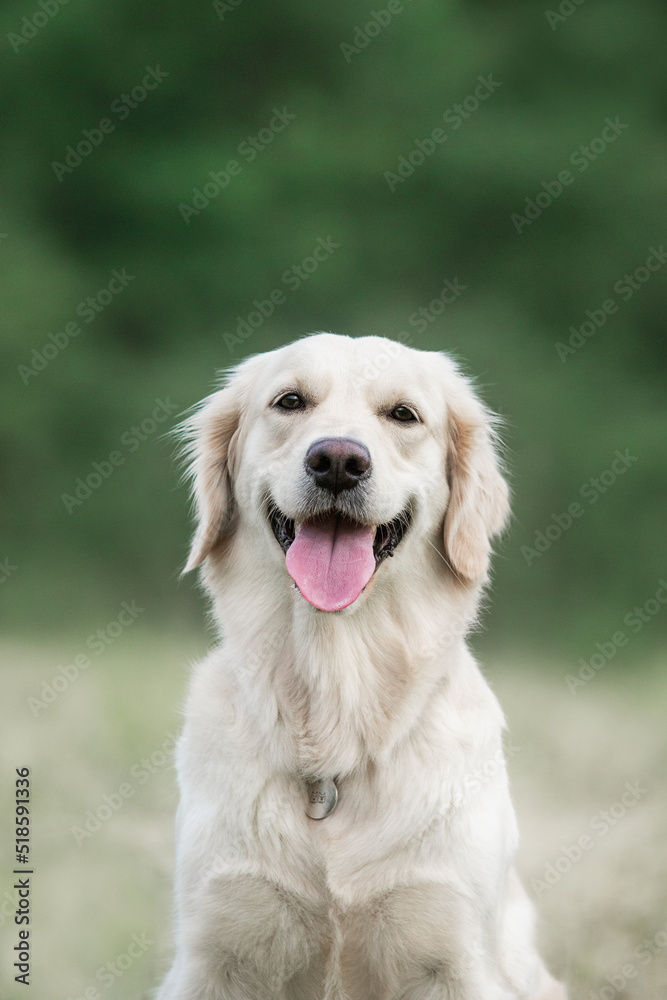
left=268, top=502, right=411, bottom=612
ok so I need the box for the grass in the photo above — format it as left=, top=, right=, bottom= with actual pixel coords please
left=1, top=632, right=665, bottom=999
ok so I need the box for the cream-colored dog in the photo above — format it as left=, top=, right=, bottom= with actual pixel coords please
left=158, top=333, right=566, bottom=1000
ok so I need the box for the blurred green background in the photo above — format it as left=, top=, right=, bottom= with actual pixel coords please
left=1, top=0, right=666, bottom=997
left=0, top=0, right=665, bottom=653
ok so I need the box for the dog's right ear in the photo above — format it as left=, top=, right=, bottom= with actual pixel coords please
left=181, top=379, right=243, bottom=574
left=441, top=362, right=510, bottom=584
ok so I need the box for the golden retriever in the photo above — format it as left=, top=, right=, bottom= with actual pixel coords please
left=157, top=333, right=566, bottom=1000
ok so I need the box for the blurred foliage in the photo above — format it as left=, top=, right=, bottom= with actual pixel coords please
left=0, top=0, right=666, bottom=656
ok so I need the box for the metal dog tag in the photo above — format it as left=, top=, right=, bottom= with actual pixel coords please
left=305, top=778, right=338, bottom=820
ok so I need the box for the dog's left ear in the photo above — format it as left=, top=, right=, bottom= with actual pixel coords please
left=443, top=382, right=510, bottom=583
left=181, top=379, right=243, bottom=573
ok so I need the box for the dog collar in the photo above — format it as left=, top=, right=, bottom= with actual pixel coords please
left=305, top=778, right=338, bottom=819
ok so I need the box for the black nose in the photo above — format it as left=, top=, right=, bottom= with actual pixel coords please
left=304, top=438, right=371, bottom=495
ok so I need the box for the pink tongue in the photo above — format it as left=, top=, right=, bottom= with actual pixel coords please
left=285, top=516, right=376, bottom=612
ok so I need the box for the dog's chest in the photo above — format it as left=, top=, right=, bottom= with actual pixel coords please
left=255, top=757, right=471, bottom=908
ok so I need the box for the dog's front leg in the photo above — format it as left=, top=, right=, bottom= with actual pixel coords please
left=396, top=955, right=564, bottom=1000
left=156, top=947, right=328, bottom=1000
left=156, top=955, right=312, bottom=1000
left=341, top=883, right=522, bottom=1000
left=397, top=973, right=517, bottom=1000
left=157, top=873, right=328, bottom=1000
left=156, top=956, right=298, bottom=1000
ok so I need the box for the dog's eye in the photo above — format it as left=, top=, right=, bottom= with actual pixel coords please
left=389, top=405, right=418, bottom=423
left=276, top=392, right=305, bottom=411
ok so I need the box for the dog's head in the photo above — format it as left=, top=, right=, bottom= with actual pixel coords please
left=182, top=334, right=509, bottom=612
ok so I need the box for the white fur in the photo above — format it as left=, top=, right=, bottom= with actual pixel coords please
left=157, top=333, right=566, bottom=1000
